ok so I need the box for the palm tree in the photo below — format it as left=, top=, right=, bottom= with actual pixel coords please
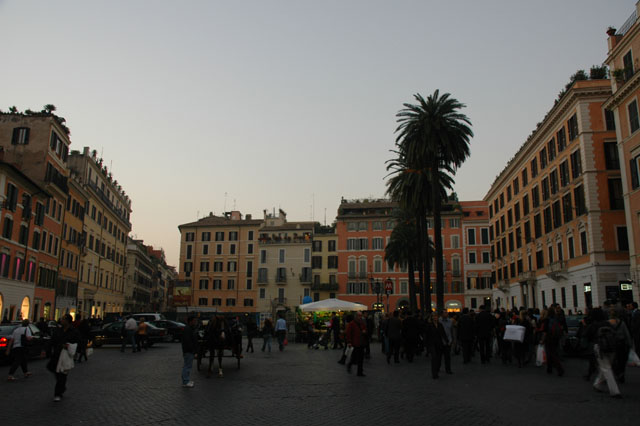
left=395, top=90, right=473, bottom=312
left=43, top=104, right=56, bottom=114
left=384, top=210, right=419, bottom=312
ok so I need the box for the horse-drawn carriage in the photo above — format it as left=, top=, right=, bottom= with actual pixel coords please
left=196, top=316, right=243, bottom=377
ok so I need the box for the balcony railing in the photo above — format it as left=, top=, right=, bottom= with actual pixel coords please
left=257, top=275, right=268, bottom=284
left=311, top=282, right=339, bottom=291
left=518, top=271, right=536, bottom=282
left=496, top=280, right=510, bottom=292
left=358, top=271, right=367, bottom=279
left=548, top=261, right=567, bottom=274
left=258, top=237, right=310, bottom=245
left=271, top=297, right=287, bottom=306
left=276, top=275, right=287, bottom=284
left=348, top=271, right=356, bottom=279
left=88, top=181, right=131, bottom=228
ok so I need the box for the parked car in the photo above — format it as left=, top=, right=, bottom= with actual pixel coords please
left=0, top=323, right=50, bottom=364
left=132, top=313, right=166, bottom=322
left=563, top=315, right=587, bottom=356
left=91, top=321, right=171, bottom=347
left=150, top=320, right=185, bottom=342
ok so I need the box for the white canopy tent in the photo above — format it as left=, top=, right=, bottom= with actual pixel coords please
left=298, top=298, right=367, bottom=312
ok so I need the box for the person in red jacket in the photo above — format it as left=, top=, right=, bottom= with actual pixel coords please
left=345, top=312, right=367, bottom=377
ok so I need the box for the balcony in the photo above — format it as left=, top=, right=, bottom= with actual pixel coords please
left=496, top=280, right=511, bottom=292
left=258, top=236, right=310, bottom=245
left=310, top=282, right=339, bottom=291
left=87, top=180, right=131, bottom=228
left=518, top=271, right=536, bottom=283
left=271, top=297, right=287, bottom=307
left=358, top=271, right=367, bottom=279
left=452, top=270, right=461, bottom=278
left=257, top=275, right=268, bottom=285
left=547, top=261, right=567, bottom=281
left=348, top=271, right=357, bottom=279
left=276, top=275, right=287, bottom=284
left=300, top=268, right=312, bottom=284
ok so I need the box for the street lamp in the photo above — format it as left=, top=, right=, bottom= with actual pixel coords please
left=369, top=277, right=382, bottom=311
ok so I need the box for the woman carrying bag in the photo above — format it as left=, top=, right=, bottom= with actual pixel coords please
left=48, top=314, right=80, bottom=402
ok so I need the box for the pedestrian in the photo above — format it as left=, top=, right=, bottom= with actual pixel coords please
left=122, top=316, right=138, bottom=353
left=181, top=316, right=198, bottom=388
left=379, top=313, right=390, bottom=355
left=36, top=317, right=49, bottom=337
left=402, top=311, right=419, bottom=362
left=48, top=314, right=80, bottom=402
left=137, top=317, right=148, bottom=351
left=592, top=311, right=622, bottom=398
left=513, top=310, right=531, bottom=368
left=261, top=318, right=273, bottom=352
left=426, top=313, right=447, bottom=379
left=363, top=311, right=374, bottom=359
left=609, top=308, right=633, bottom=384
left=475, top=305, right=495, bottom=364
left=458, top=308, right=475, bottom=364
left=345, top=312, right=366, bottom=377
left=246, top=316, right=257, bottom=353
left=75, top=316, right=90, bottom=363
left=542, top=306, right=565, bottom=376
left=275, top=314, right=287, bottom=351
left=386, top=310, right=402, bottom=364
left=330, top=313, right=343, bottom=349
left=438, top=311, right=454, bottom=374
left=6, top=319, right=33, bottom=381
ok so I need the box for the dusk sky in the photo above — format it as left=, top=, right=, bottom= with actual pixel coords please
left=0, top=1, right=632, bottom=267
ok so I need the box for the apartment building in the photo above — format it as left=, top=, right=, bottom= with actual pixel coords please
left=68, top=147, right=131, bottom=317
left=178, top=211, right=262, bottom=314
left=125, top=238, right=155, bottom=312
left=460, top=201, right=492, bottom=311
left=0, top=113, right=71, bottom=320
left=56, top=175, right=88, bottom=319
left=604, top=7, right=640, bottom=303
left=310, top=228, right=339, bottom=302
left=485, top=79, right=628, bottom=311
left=256, top=209, right=313, bottom=321
left=0, top=161, right=51, bottom=322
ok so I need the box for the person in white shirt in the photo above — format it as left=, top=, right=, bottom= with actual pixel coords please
left=6, top=319, right=33, bottom=381
left=275, top=315, right=287, bottom=351
left=122, top=316, right=138, bottom=353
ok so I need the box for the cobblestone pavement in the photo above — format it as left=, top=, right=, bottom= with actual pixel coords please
left=1, top=341, right=639, bottom=426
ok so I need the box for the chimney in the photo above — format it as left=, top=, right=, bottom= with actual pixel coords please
left=231, top=211, right=242, bottom=221
left=246, top=214, right=252, bottom=220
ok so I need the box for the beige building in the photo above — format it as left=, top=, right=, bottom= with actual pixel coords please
left=68, top=147, right=131, bottom=317
left=310, top=229, right=339, bottom=302
left=256, top=209, right=313, bottom=322
left=485, top=79, right=628, bottom=311
left=177, top=211, right=262, bottom=314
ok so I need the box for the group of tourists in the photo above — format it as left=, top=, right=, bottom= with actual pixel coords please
left=120, top=316, right=150, bottom=353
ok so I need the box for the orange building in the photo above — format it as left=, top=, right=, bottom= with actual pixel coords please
left=604, top=8, right=640, bottom=302
left=460, top=201, right=493, bottom=311
left=485, top=79, right=627, bottom=311
left=336, top=198, right=472, bottom=312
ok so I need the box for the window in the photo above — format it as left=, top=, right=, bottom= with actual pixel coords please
left=260, top=250, right=267, bottom=264
left=2, top=217, right=13, bottom=239
left=532, top=186, right=540, bottom=208
left=247, top=243, right=253, bottom=254
left=212, top=298, right=222, bottom=306
left=604, top=142, right=620, bottom=170
left=562, top=193, right=573, bottom=223
left=568, top=236, right=575, bottom=259
left=557, top=128, right=566, bottom=152
left=522, top=168, right=529, bottom=187
left=312, top=240, right=322, bottom=252
left=248, top=230, right=254, bottom=241
left=617, top=226, right=629, bottom=251
left=227, top=261, right=237, bottom=272
left=247, top=261, right=253, bottom=277
left=513, top=177, right=519, bottom=195
left=552, top=201, right=562, bottom=228
left=200, top=261, right=209, bottom=272
left=469, top=252, right=476, bottom=264
left=372, top=237, right=383, bottom=250
left=534, top=214, right=542, bottom=239
left=215, top=232, right=224, bottom=241
left=567, top=114, right=579, bottom=140
left=482, top=251, right=490, bottom=264
left=277, top=249, right=285, bottom=263
left=468, top=229, right=476, bottom=245
left=571, top=149, right=582, bottom=179
left=202, top=232, right=211, bottom=241
left=259, top=288, right=266, bottom=299
left=328, top=240, right=336, bottom=252
left=531, top=158, right=538, bottom=178
left=574, top=185, right=586, bottom=216
left=451, top=235, right=460, bottom=249
left=347, top=222, right=357, bottom=232
left=213, top=279, right=222, bottom=289
left=185, top=232, right=195, bottom=242
left=522, top=194, right=530, bottom=215
left=605, top=110, right=615, bottom=132
left=227, top=279, right=235, bottom=290
left=559, top=161, right=570, bottom=187
left=540, top=148, right=547, bottom=169
left=544, top=207, right=552, bottom=233
left=580, top=231, right=588, bottom=255
left=198, top=298, right=208, bottom=306
left=608, top=179, right=624, bottom=210
left=202, top=244, right=208, bottom=255
left=547, top=139, right=556, bottom=162
left=213, top=261, right=223, bottom=272
left=347, top=238, right=358, bottom=251
left=199, top=279, right=208, bottom=290
left=507, top=187, right=512, bottom=202
left=11, top=127, right=30, bottom=145
left=541, top=177, right=550, bottom=201
left=514, top=203, right=520, bottom=223
left=536, top=250, right=544, bottom=269
left=374, top=257, right=382, bottom=273
left=244, top=298, right=254, bottom=307
left=524, top=221, right=531, bottom=243
left=328, top=256, right=338, bottom=268
left=372, top=221, right=382, bottom=231
left=358, top=221, right=368, bottom=231
left=312, top=256, right=322, bottom=269
left=449, top=218, right=460, bottom=228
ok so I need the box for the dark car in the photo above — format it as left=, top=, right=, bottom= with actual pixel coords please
left=563, top=315, right=587, bottom=356
left=150, top=320, right=185, bottom=342
left=0, top=323, right=50, bottom=364
left=91, top=321, right=171, bottom=347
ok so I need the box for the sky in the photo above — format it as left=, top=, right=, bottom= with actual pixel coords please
left=0, top=0, right=633, bottom=267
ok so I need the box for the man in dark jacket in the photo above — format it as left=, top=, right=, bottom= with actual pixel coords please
left=475, top=305, right=495, bottom=364
left=402, top=311, right=420, bottom=362
left=386, top=310, right=402, bottom=364
left=181, top=316, right=199, bottom=388
left=458, top=308, right=475, bottom=364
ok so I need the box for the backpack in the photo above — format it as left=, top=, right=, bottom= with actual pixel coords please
left=596, top=324, right=617, bottom=355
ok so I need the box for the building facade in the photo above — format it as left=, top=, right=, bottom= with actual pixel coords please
left=68, top=147, right=131, bottom=318
left=460, top=201, right=493, bottom=311
left=125, top=238, right=155, bottom=312
left=485, top=79, right=628, bottom=311
left=310, top=229, right=339, bottom=302
left=177, top=211, right=262, bottom=314
left=256, top=209, right=313, bottom=322
left=604, top=7, right=640, bottom=303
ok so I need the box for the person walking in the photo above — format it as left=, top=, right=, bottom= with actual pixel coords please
left=458, top=308, right=475, bottom=364
left=345, top=312, right=366, bottom=377
left=475, top=305, right=495, bottom=364
left=542, top=307, right=565, bottom=376
left=438, top=311, right=454, bottom=374
left=246, top=316, right=257, bottom=353
left=6, top=319, right=33, bottom=381
left=386, top=310, right=402, bottom=364
left=122, top=316, right=138, bottom=353
left=275, top=314, right=287, bottom=351
left=363, top=311, right=374, bottom=359
left=330, top=313, right=343, bottom=349
left=402, top=311, right=420, bottom=363
left=592, top=312, right=622, bottom=398
left=137, top=318, right=148, bottom=352
left=181, top=316, right=198, bottom=388
left=261, top=318, right=273, bottom=352
left=609, top=309, right=633, bottom=384
left=426, top=313, right=447, bottom=379
left=48, top=314, right=80, bottom=402
left=75, top=316, right=90, bottom=363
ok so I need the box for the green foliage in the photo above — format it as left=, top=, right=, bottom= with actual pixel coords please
left=589, top=65, right=608, bottom=80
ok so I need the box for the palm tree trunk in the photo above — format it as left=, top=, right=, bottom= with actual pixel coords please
left=407, top=258, right=417, bottom=312
left=420, top=212, right=431, bottom=314
left=416, top=213, right=427, bottom=315
left=432, top=160, right=445, bottom=312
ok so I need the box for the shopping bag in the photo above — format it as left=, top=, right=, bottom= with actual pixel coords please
left=492, top=338, right=499, bottom=356
left=535, top=344, right=546, bottom=367
left=344, top=346, right=354, bottom=358
left=628, top=348, right=640, bottom=367
left=86, top=347, right=94, bottom=358
left=283, top=338, right=288, bottom=346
